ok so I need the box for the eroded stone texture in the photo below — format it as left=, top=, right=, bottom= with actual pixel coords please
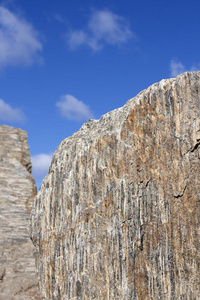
left=31, top=72, right=200, bottom=299
left=0, top=125, right=40, bottom=299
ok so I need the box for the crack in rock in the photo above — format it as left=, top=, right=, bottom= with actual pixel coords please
left=173, top=185, right=187, bottom=199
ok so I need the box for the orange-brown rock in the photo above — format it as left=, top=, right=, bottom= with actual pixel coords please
left=31, top=72, right=200, bottom=299
left=0, top=125, right=40, bottom=299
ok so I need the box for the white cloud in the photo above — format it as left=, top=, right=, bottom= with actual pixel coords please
left=31, top=153, right=52, bottom=179
left=67, top=30, right=87, bottom=49
left=66, top=10, right=133, bottom=51
left=56, top=94, right=94, bottom=121
left=170, top=60, right=185, bottom=77
left=0, top=6, right=42, bottom=68
left=170, top=59, right=200, bottom=77
left=0, top=99, right=25, bottom=122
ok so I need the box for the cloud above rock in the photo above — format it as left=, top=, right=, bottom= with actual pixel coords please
left=170, top=59, right=200, bottom=77
left=0, top=99, right=26, bottom=122
left=56, top=94, right=94, bottom=121
left=0, top=6, right=42, bottom=69
left=31, top=153, right=52, bottom=179
left=66, top=10, right=134, bottom=51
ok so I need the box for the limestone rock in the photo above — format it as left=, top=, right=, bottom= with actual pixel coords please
left=0, top=125, right=40, bottom=299
left=30, top=72, right=200, bottom=299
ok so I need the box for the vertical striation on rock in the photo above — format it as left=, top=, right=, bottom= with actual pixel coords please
left=0, top=125, right=40, bottom=299
left=31, top=72, right=200, bottom=299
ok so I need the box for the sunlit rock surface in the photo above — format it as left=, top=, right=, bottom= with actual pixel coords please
left=0, top=125, right=40, bottom=299
left=31, top=72, right=200, bottom=300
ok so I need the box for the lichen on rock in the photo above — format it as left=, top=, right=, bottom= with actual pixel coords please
left=30, top=72, right=200, bottom=300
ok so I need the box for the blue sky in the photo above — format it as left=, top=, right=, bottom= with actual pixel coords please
left=0, top=0, right=199, bottom=189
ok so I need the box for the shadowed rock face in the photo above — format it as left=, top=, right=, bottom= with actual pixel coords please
left=31, top=72, right=200, bottom=300
left=0, top=125, right=40, bottom=299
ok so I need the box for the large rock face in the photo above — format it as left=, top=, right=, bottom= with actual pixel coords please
left=31, top=72, right=200, bottom=300
left=0, top=125, right=40, bottom=299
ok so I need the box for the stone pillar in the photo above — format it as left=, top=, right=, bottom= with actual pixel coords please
left=0, top=125, right=40, bottom=299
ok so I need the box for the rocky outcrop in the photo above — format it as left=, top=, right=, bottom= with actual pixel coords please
left=0, top=125, right=40, bottom=299
left=30, top=72, right=200, bottom=299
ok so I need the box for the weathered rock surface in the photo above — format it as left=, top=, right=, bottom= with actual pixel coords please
left=0, top=125, right=40, bottom=299
left=31, top=72, right=200, bottom=300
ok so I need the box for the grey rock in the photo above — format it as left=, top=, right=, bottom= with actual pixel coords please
left=31, top=72, right=200, bottom=299
left=0, top=125, right=40, bottom=299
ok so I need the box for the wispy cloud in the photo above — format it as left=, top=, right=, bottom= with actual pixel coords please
left=32, top=153, right=52, bottom=179
left=48, top=13, right=65, bottom=24
left=170, top=59, right=200, bottom=77
left=66, top=10, right=134, bottom=51
left=0, top=99, right=26, bottom=122
left=56, top=94, right=94, bottom=121
left=0, top=6, right=42, bottom=69
left=53, top=13, right=65, bottom=23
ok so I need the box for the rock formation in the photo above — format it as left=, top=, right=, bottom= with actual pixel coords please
left=0, top=125, right=40, bottom=299
left=30, top=72, right=200, bottom=299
